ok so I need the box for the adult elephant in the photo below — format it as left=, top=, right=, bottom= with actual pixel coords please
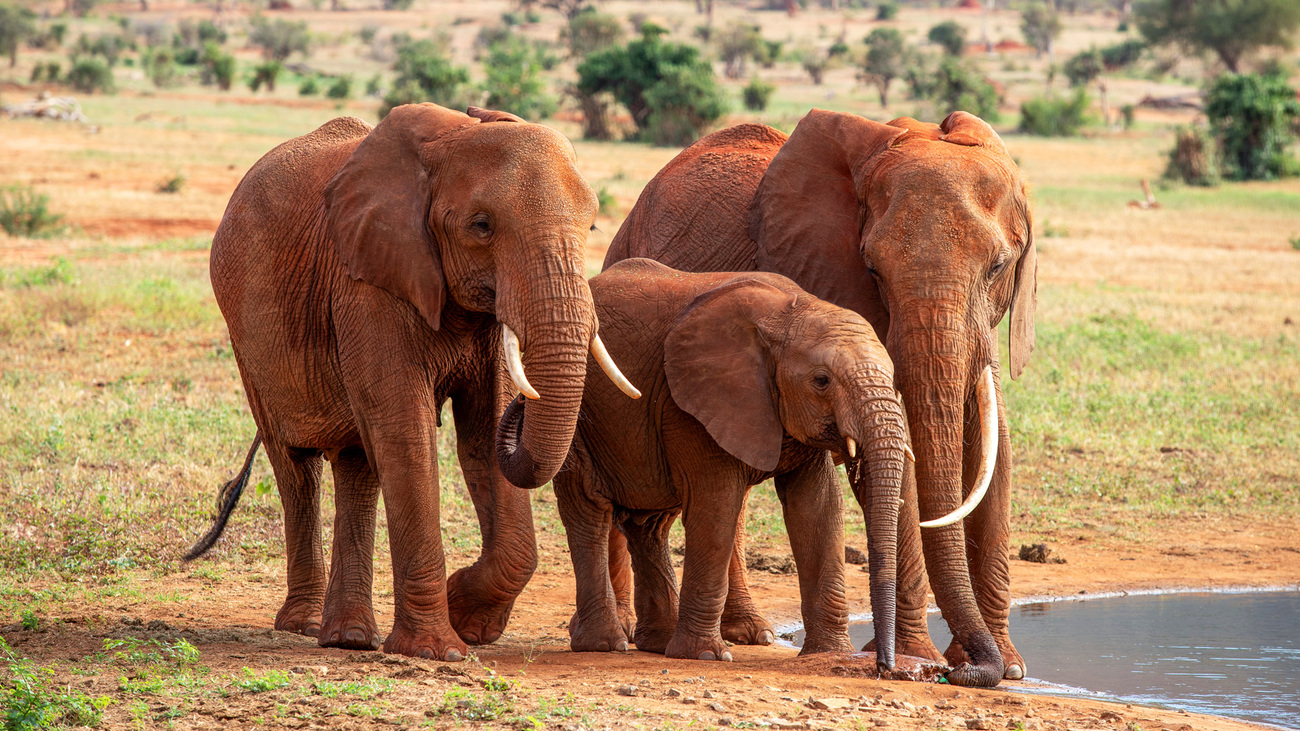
left=186, top=103, right=637, bottom=661
left=605, top=109, right=1036, bottom=687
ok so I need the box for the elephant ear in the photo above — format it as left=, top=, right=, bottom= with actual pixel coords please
left=1009, top=193, right=1037, bottom=380
left=939, top=111, right=1010, bottom=158
left=324, top=103, right=476, bottom=332
left=663, top=279, right=796, bottom=473
left=466, top=106, right=525, bottom=123
left=749, top=109, right=906, bottom=324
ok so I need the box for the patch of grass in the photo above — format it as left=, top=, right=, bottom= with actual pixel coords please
left=438, top=687, right=516, bottom=722
left=310, top=677, right=393, bottom=700
left=232, top=668, right=293, bottom=693
left=0, top=258, right=74, bottom=289
left=103, top=638, right=201, bottom=670
left=0, top=186, right=65, bottom=239
left=1, top=639, right=111, bottom=730
left=155, top=172, right=187, bottom=194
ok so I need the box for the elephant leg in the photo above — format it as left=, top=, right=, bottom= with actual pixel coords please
left=265, top=441, right=326, bottom=637
left=319, top=446, right=382, bottom=651
left=945, top=370, right=1023, bottom=679
left=607, top=523, right=635, bottom=638
left=554, top=449, right=628, bottom=653
left=777, top=455, right=852, bottom=655
left=621, top=512, right=679, bottom=654
left=720, top=498, right=775, bottom=646
left=666, top=480, right=745, bottom=662
left=445, top=375, right=538, bottom=646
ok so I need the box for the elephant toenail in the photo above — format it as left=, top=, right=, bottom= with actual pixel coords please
left=1005, top=664, right=1024, bottom=680
left=597, top=641, right=610, bottom=652
left=722, top=651, right=733, bottom=662
left=615, top=640, right=628, bottom=652
left=699, top=651, right=716, bottom=661
left=444, top=648, right=464, bottom=662
left=757, top=630, right=773, bottom=645
left=418, top=648, right=435, bottom=660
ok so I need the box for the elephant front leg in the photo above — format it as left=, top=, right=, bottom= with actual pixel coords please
left=621, top=513, right=680, bottom=654
left=884, top=457, right=944, bottom=662
left=777, top=457, right=852, bottom=655
left=445, top=386, right=538, bottom=646
left=720, top=499, right=776, bottom=646
left=667, top=482, right=747, bottom=662
left=319, top=447, right=382, bottom=651
left=556, top=472, right=629, bottom=653
left=265, top=443, right=326, bottom=638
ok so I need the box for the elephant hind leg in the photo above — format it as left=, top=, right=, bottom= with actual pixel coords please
left=555, top=463, right=629, bottom=653
left=720, top=497, right=775, bottom=646
left=319, top=447, right=381, bottom=651
left=622, top=512, right=680, bottom=655
left=608, top=523, right=635, bottom=638
left=265, top=441, right=326, bottom=638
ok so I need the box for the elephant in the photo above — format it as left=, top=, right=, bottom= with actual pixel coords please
left=532, top=258, right=907, bottom=666
left=603, top=109, right=1036, bottom=687
left=184, top=103, right=638, bottom=661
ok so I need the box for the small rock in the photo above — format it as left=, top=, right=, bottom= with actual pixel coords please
left=667, top=688, right=683, bottom=697
left=1018, top=543, right=1066, bottom=564
left=709, top=702, right=728, bottom=713
left=290, top=665, right=329, bottom=676
left=638, top=679, right=651, bottom=686
left=704, top=690, right=715, bottom=698
left=966, top=718, right=990, bottom=730
left=682, top=696, right=698, bottom=705
left=617, top=685, right=638, bottom=697
left=718, top=717, right=735, bottom=727
left=1099, top=711, right=1123, bottom=722
left=684, top=677, right=696, bottom=684
left=873, top=720, right=888, bottom=728
left=661, top=669, right=670, bottom=674
left=810, top=698, right=854, bottom=711
left=844, top=545, right=868, bottom=565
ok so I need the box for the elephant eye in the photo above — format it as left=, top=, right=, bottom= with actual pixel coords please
left=469, top=215, right=492, bottom=238
left=812, top=373, right=831, bottom=390
left=988, top=254, right=1010, bottom=278
left=866, top=262, right=881, bottom=281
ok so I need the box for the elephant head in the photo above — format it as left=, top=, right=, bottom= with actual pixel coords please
left=661, top=276, right=908, bottom=671
left=749, top=109, right=1035, bottom=686
left=323, top=103, right=637, bottom=491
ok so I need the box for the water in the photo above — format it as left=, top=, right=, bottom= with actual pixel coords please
left=793, top=589, right=1300, bottom=729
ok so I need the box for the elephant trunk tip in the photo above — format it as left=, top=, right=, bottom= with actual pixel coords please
left=495, top=396, right=545, bottom=489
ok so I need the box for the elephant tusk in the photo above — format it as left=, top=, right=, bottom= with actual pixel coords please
left=920, top=365, right=998, bottom=529
left=502, top=325, right=540, bottom=400
left=591, top=333, right=641, bottom=399
left=845, top=437, right=857, bottom=459
left=903, top=444, right=916, bottom=463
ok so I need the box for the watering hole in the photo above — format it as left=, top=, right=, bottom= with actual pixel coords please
left=791, top=589, right=1300, bottom=728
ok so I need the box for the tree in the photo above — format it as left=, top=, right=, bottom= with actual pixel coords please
left=862, top=27, right=907, bottom=106
left=1063, top=46, right=1104, bottom=87
left=248, top=17, right=311, bottom=61
left=1205, top=71, right=1300, bottom=180
left=482, top=33, right=558, bottom=120
left=1134, top=0, right=1300, bottom=73
left=715, top=21, right=763, bottom=78
left=1020, top=3, right=1062, bottom=62
left=928, top=20, right=967, bottom=56
left=0, top=3, right=36, bottom=68
left=381, top=38, right=470, bottom=118
left=562, top=6, right=623, bottom=58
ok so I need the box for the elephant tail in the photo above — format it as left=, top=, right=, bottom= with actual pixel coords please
left=183, top=432, right=263, bottom=561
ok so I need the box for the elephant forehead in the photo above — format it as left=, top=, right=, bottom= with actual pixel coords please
left=451, top=125, right=594, bottom=212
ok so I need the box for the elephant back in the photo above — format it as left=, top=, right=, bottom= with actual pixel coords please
left=603, top=124, right=786, bottom=274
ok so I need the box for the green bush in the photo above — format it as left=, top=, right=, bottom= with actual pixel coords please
left=248, top=60, right=283, bottom=92
left=876, top=1, right=898, bottom=21
left=742, top=77, right=775, bottom=111
left=29, top=61, right=60, bottom=83
left=0, top=185, right=65, bottom=238
left=0, top=4, right=37, bottom=68
left=155, top=172, right=187, bottom=194
left=144, top=46, right=178, bottom=87
left=1019, top=89, right=1090, bottom=136
left=1, top=640, right=110, bottom=730
left=716, top=21, right=764, bottom=78
left=481, top=34, right=557, bottom=120
left=755, top=39, right=783, bottom=68
left=74, top=32, right=130, bottom=67
left=1205, top=71, right=1300, bottom=181
left=248, top=17, right=311, bottom=61
left=912, top=57, right=1000, bottom=122
left=66, top=57, right=116, bottom=94
left=384, top=0, right=414, bottom=8
left=1099, top=38, right=1145, bottom=69
left=928, top=20, right=966, bottom=56
left=1163, top=125, right=1220, bottom=186
left=563, top=6, right=623, bottom=58
left=202, top=43, right=236, bottom=90
left=1064, top=47, right=1104, bottom=87
left=380, top=38, right=470, bottom=118
left=298, top=75, right=321, bottom=96
left=576, top=26, right=725, bottom=146
left=327, top=74, right=353, bottom=100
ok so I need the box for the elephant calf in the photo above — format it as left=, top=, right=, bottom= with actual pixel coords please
left=535, top=259, right=908, bottom=665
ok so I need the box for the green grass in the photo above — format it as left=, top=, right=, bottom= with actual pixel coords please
left=0, top=639, right=112, bottom=730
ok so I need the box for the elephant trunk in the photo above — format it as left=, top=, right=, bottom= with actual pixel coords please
left=495, top=250, right=597, bottom=489
left=842, top=376, right=907, bottom=673
left=890, top=310, right=1004, bottom=688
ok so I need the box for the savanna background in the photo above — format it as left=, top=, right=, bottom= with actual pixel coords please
left=1, top=0, right=1298, bottom=728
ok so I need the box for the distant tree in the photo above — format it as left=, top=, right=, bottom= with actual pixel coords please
left=516, top=0, right=591, bottom=21
left=715, top=21, right=763, bottom=78
left=742, top=76, right=775, bottom=110
left=1134, top=0, right=1300, bottom=73
left=1205, top=71, right=1300, bottom=179
left=66, top=56, right=115, bottom=93
left=928, top=20, right=967, bottom=56
left=797, top=46, right=829, bottom=85
left=1063, top=46, right=1104, bottom=86
left=1020, top=3, right=1063, bottom=62
left=64, top=0, right=97, bottom=18
left=876, top=2, right=898, bottom=21
left=0, top=3, right=37, bottom=68
left=1099, top=38, right=1145, bottom=69
left=861, top=27, right=907, bottom=106
left=248, top=17, right=311, bottom=61
left=562, top=6, right=623, bottom=57
left=380, top=38, right=470, bottom=118
left=482, top=33, right=558, bottom=120
left=919, top=57, right=1000, bottom=121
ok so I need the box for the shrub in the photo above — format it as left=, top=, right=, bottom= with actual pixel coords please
left=384, top=0, right=414, bottom=8
left=1020, top=2, right=1062, bottom=59
left=327, top=74, right=353, bottom=100
left=576, top=27, right=725, bottom=145
left=298, top=75, right=321, bottom=96
left=596, top=186, right=615, bottom=215
left=380, top=38, right=470, bottom=118
left=918, top=57, right=1000, bottom=121
left=1163, top=125, right=1220, bottom=186
left=0, top=640, right=110, bottom=729
left=74, top=32, right=129, bottom=67
left=202, top=44, right=236, bottom=90
left=876, top=1, right=898, bottom=21
left=1120, top=103, right=1136, bottom=129
left=144, top=46, right=179, bottom=87
left=1099, top=38, right=1145, bottom=69
left=29, top=61, right=60, bottom=82
left=0, top=185, right=64, bottom=238
left=156, top=172, right=186, bottom=194
left=928, top=20, right=966, bottom=56
left=0, top=4, right=37, bottom=68
left=66, top=57, right=116, bottom=94
left=755, top=39, right=783, bottom=68
left=1064, top=47, right=1104, bottom=87
left=482, top=34, right=557, bottom=120
left=1019, top=89, right=1090, bottom=136
left=365, top=73, right=382, bottom=96
left=742, top=77, right=775, bottom=111
left=1134, top=0, right=1300, bottom=73
left=715, top=21, right=764, bottom=78
left=1204, top=71, right=1300, bottom=181
left=248, top=60, right=283, bottom=92
left=563, top=6, right=623, bottom=58
left=799, top=48, right=829, bottom=85
left=248, top=17, right=311, bottom=61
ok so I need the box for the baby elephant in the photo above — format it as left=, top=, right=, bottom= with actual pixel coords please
left=524, top=258, right=908, bottom=664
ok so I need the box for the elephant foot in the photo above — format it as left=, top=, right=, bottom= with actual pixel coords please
left=615, top=601, right=635, bottom=639
left=798, top=631, right=853, bottom=656
left=446, top=564, right=522, bottom=646
left=568, top=612, right=630, bottom=653
left=630, top=623, right=675, bottom=655
left=383, top=622, right=469, bottom=662
left=864, top=632, right=945, bottom=662
left=274, top=596, right=323, bottom=638
left=720, top=606, right=775, bottom=646
left=665, top=632, right=733, bottom=662
left=942, top=641, right=1004, bottom=688
left=318, top=605, right=381, bottom=651
left=993, top=635, right=1026, bottom=680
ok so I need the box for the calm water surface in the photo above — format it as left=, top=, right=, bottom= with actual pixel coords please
left=797, top=590, right=1300, bottom=729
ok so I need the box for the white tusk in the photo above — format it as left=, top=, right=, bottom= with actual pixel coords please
left=845, top=437, right=857, bottom=459
left=502, top=325, right=540, bottom=400
left=903, top=444, right=916, bottom=463
left=591, top=334, right=641, bottom=399
left=920, top=365, right=998, bottom=529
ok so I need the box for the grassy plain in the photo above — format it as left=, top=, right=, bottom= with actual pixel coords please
left=2, top=0, right=1299, bottom=728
